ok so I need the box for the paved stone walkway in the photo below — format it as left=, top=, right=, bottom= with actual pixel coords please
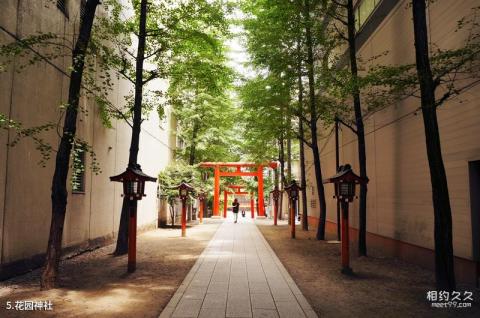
left=159, top=216, right=317, bottom=318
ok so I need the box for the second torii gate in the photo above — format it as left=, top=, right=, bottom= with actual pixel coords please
left=224, top=185, right=255, bottom=219
left=200, top=162, right=277, bottom=218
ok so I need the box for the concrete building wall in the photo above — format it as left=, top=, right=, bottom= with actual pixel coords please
left=0, top=0, right=174, bottom=276
left=305, top=0, right=480, bottom=282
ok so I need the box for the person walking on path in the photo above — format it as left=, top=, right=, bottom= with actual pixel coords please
left=232, top=198, right=240, bottom=223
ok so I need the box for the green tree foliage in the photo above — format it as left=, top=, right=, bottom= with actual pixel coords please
left=165, top=1, right=239, bottom=165
left=157, top=163, right=204, bottom=225
left=239, top=74, right=292, bottom=163
left=241, top=0, right=334, bottom=236
left=363, top=5, right=480, bottom=109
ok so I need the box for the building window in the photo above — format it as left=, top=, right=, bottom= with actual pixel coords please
left=57, top=0, right=69, bottom=18
left=355, top=0, right=381, bottom=31
left=72, top=149, right=86, bottom=193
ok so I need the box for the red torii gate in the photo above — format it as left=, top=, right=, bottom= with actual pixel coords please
left=200, top=162, right=278, bottom=218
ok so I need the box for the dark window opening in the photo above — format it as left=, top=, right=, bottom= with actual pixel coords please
left=469, top=160, right=480, bottom=286
left=57, top=0, right=69, bottom=18
left=72, top=149, right=86, bottom=193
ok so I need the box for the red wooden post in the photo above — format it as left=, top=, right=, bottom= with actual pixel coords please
left=213, top=165, right=220, bottom=216
left=285, top=181, right=301, bottom=239
left=341, top=201, right=352, bottom=274
left=273, top=197, right=278, bottom=226
left=223, top=190, right=228, bottom=218
left=199, top=199, right=204, bottom=224
left=128, top=204, right=137, bottom=273
left=322, top=164, right=368, bottom=274
left=110, top=166, right=156, bottom=274
left=257, top=165, right=265, bottom=217
left=181, top=198, right=187, bottom=237
left=290, top=199, right=296, bottom=239
left=250, top=196, right=255, bottom=218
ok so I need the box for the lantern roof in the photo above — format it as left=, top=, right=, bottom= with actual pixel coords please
left=284, top=179, right=303, bottom=192
left=177, top=180, right=194, bottom=191
left=110, top=164, right=157, bottom=183
left=323, top=164, right=368, bottom=184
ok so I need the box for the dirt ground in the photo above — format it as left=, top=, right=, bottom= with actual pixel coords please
left=258, top=223, right=480, bottom=318
left=0, top=220, right=221, bottom=318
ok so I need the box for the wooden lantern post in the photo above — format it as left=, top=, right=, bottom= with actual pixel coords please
left=270, top=187, right=281, bottom=226
left=285, top=180, right=302, bottom=239
left=177, top=181, right=194, bottom=237
left=110, top=164, right=156, bottom=273
left=324, top=164, right=368, bottom=275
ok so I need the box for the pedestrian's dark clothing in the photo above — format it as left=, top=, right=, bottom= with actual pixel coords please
left=233, top=202, right=240, bottom=213
left=233, top=201, right=240, bottom=223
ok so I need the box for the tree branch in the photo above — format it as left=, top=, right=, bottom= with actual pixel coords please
left=118, top=57, right=136, bottom=84
left=332, top=23, right=348, bottom=41
left=142, top=70, right=159, bottom=84
left=295, top=133, right=313, bottom=148
left=145, top=46, right=165, bottom=59
left=337, top=117, right=357, bottom=135
left=331, top=0, right=348, bottom=8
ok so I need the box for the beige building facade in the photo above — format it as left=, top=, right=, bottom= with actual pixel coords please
left=305, top=0, right=480, bottom=283
left=0, top=0, right=176, bottom=278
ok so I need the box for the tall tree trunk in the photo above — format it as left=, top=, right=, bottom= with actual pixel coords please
left=170, top=203, right=175, bottom=227
left=297, top=39, right=309, bottom=231
left=114, top=0, right=148, bottom=255
left=346, top=0, right=368, bottom=256
left=412, top=0, right=456, bottom=291
left=41, top=0, right=100, bottom=290
left=189, top=121, right=199, bottom=165
left=274, top=165, right=280, bottom=223
left=299, top=119, right=309, bottom=231
left=304, top=0, right=327, bottom=240
left=287, top=134, right=292, bottom=225
left=287, top=136, right=292, bottom=182
left=335, top=117, right=341, bottom=240
left=279, top=137, right=286, bottom=220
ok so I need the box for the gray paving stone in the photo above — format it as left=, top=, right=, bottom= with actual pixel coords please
left=203, top=293, right=228, bottom=309
left=190, top=277, right=211, bottom=287
left=208, top=282, right=229, bottom=293
left=228, top=287, right=249, bottom=298
left=249, top=282, right=270, bottom=294
left=250, top=293, right=276, bottom=310
left=252, top=309, right=279, bottom=318
left=198, top=308, right=226, bottom=318
left=226, top=294, right=252, bottom=318
left=172, top=299, right=203, bottom=318
left=275, top=301, right=306, bottom=318
left=183, top=286, right=207, bottom=300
